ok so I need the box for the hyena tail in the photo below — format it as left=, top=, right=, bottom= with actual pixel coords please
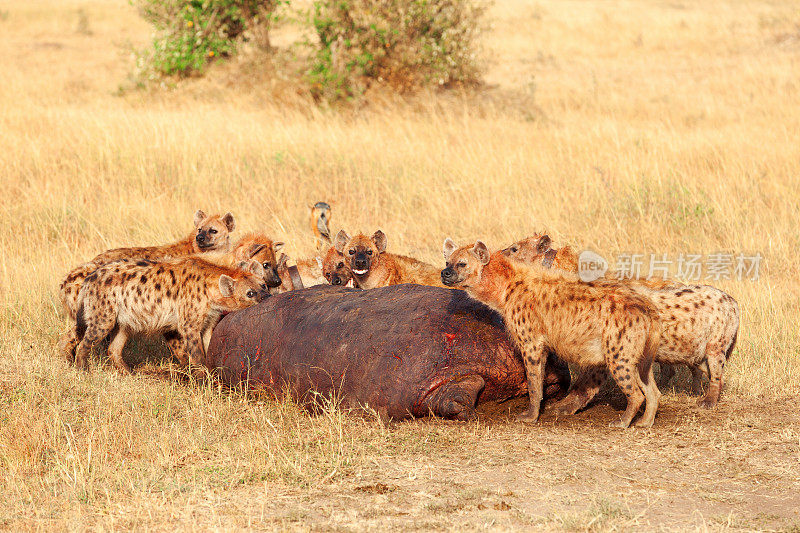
left=75, top=304, right=87, bottom=341
left=724, top=299, right=740, bottom=362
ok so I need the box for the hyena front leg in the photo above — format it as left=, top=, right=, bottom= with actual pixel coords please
left=163, top=331, right=188, bottom=366
left=517, top=335, right=547, bottom=423
left=107, top=325, right=132, bottom=374
left=182, top=331, right=207, bottom=373
left=698, top=344, right=726, bottom=409
left=547, top=367, right=606, bottom=416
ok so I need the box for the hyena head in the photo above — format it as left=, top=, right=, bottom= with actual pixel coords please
left=311, top=201, right=332, bottom=242
left=501, top=233, right=551, bottom=262
left=216, top=261, right=269, bottom=311
left=321, top=246, right=353, bottom=287
left=334, top=229, right=386, bottom=279
left=441, top=238, right=491, bottom=288
left=193, top=210, right=236, bottom=252
left=234, top=237, right=284, bottom=288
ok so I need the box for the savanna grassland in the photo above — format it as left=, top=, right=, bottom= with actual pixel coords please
left=1, top=0, right=800, bottom=530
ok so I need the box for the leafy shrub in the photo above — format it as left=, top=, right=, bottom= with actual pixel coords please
left=134, top=0, right=283, bottom=77
left=309, top=0, right=487, bottom=101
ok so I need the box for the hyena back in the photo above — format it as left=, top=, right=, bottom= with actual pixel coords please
left=442, top=239, right=662, bottom=428
left=62, top=257, right=267, bottom=373
left=59, top=210, right=235, bottom=319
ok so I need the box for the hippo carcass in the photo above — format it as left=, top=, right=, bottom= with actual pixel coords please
left=204, top=284, right=570, bottom=420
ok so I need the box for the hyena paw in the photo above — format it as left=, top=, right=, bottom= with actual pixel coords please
left=516, top=408, right=540, bottom=424
left=608, top=418, right=631, bottom=429
left=697, top=396, right=717, bottom=409
left=547, top=397, right=583, bottom=416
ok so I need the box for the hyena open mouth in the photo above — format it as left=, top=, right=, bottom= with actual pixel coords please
left=352, top=268, right=368, bottom=275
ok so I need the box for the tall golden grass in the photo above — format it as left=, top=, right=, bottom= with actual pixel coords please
left=1, top=0, right=799, bottom=528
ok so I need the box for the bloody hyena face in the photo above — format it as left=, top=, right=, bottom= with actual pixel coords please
left=440, top=238, right=491, bottom=288
left=216, top=261, right=269, bottom=311
left=501, top=234, right=551, bottom=263
left=321, top=246, right=352, bottom=287
left=235, top=239, right=284, bottom=288
left=194, top=210, right=236, bottom=251
left=334, top=229, right=387, bottom=279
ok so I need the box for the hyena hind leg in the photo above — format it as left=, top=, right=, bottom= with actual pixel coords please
left=107, top=325, right=132, bottom=374
left=60, top=328, right=81, bottom=364
left=607, top=350, right=646, bottom=429
left=634, top=365, right=661, bottom=428
left=547, top=367, right=605, bottom=416
left=690, top=364, right=706, bottom=395
left=75, top=324, right=114, bottom=371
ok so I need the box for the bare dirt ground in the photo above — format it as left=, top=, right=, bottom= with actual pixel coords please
left=227, top=397, right=800, bottom=531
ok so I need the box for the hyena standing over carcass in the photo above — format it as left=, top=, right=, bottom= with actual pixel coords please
left=441, top=239, right=662, bottom=428
left=59, top=210, right=236, bottom=319
left=503, top=233, right=740, bottom=409
left=61, top=257, right=268, bottom=373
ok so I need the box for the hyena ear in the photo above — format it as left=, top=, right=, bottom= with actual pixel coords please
left=193, top=210, right=207, bottom=228
left=371, top=230, right=387, bottom=253
left=276, top=253, right=289, bottom=269
left=222, top=212, right=236, bottom=232
left=272, top=241, right=284, bottom=253
left=536, top=235, right=552, bottom=254
left=248, top=260, right=265, bottom=279
left=316, top=256, right=323, bottom=270
left=246, top=243, right=267, bottom=259
left=472, top=241, right=491, bottom=265
left=442, top=238, right=458, bottom=261
left=334, top=230, right=350, bottom=253
left=219, top=275, right=235, bottom=297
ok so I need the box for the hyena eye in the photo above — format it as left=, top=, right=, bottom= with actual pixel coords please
left=337, top=262, right=344, bottom=269
left=510, top=246, right=518, bottom=253
left=348, top=249, right=355, bottom=255
left=246, top=289, right=256, bottom=298
left=209, top=228, right=218, bottom=235
left=366, top=250, right=373, bottom=256
left=457, top=262, right=467, bottom=268
left=263, top=262, right=271, bottom=270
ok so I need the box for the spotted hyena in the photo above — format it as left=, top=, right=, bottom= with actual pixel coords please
left=334, top=230, right=446, bottom=289
left=441, top=239, right=662, bottom=428
left=59, top=210, right=236, bottom=319
left=551, top=283, right=739, bottom=413
left=311, top=201, right=332, bottom=252
left=503, top=233, right=739, bottom=405
left=205, top=232, right=284, bottom=288
left=61, top=257, right=268, bottom=373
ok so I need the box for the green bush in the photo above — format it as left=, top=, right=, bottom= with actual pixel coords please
left=134, top=0, right=282, bottom=78
left=309, top=0, right=487, bottom=101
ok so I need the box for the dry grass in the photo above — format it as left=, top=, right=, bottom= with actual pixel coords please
left=1, top=0, right=799, bottom=529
